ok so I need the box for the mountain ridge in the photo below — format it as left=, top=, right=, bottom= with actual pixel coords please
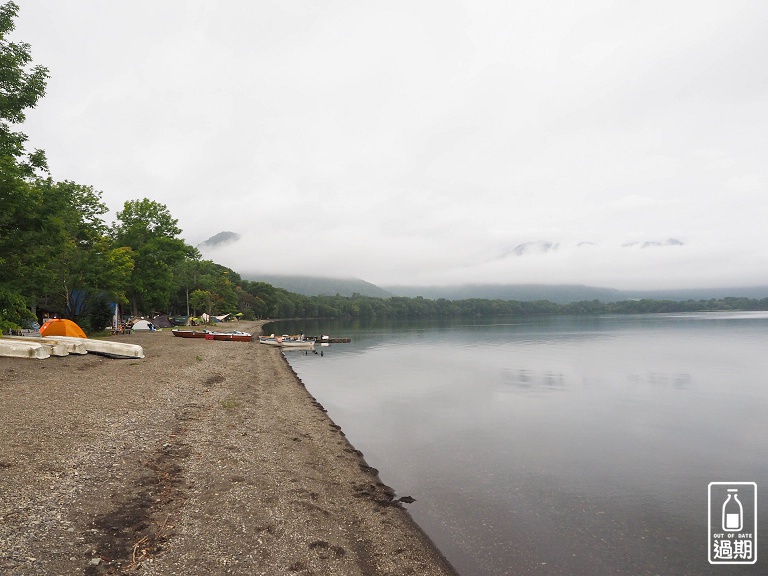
left=242, top=274, right=768, bottom=303
left=198, top=231, right=240, bottom=249
left=244, top=274, right=393, bottom=298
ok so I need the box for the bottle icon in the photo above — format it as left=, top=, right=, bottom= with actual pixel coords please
left=722, top=488, right=743, bottom=532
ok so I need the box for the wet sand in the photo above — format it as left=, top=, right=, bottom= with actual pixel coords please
left=0, top=321, right=457, bottom=575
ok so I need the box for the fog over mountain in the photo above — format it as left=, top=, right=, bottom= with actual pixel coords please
left=199, top=229, right=741, bottom=292
left=198, top=231, right=241, bottom=250
left=197, top=230, right=768, bottom=301
left=208, top=262, right=768, bottom=304
left=247, top=274, right=393, bottom=299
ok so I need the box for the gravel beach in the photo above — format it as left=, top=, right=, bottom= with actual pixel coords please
left=0, top=321, right=457, bottom=575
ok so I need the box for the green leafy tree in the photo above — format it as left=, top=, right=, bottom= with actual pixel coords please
left=234, top=285, right=259, bottom=320
left=0, top=2, right=49, bottom=329
left=0, top=285, right=33, bottom=331
left=168, top=257, right=246, bottom=318
left=112, top=199, right=194, bottom=315
left=244, top=281, right=278, bottom=318
left=36, top=180, right=133, bottom=322
left=0, top=1, right=48, bottom=172
left=189, top=289, right=215, bottom=321
left=0, top=165, right=45, bottom=297
left=172, top=256, right=208, bottom=316
left=213, top=271, right=239, bottom=314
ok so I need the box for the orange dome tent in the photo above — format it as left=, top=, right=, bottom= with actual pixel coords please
left=40, top=318, right=87, bottom=338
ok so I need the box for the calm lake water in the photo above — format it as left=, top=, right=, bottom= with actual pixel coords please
left=267, top=313, right=768, bottom=575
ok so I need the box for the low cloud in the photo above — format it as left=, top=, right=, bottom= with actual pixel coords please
left=15, top=1, right=768, bottom=291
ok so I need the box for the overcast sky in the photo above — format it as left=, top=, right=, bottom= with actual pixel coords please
left=14, top=1, right=768, bottom=289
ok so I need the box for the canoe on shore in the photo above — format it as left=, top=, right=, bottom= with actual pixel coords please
left=171, top=329, right=207, bottom=339
left=172, top=329, right=252, bottom=342
left=3, top=336, right=88, bottom=355
left=207, top=331, right=252, bottom=342
left=0, top=339, right=51, bottom=359
left=3, top=337, right=71, bottom=357
left=42, top=336, right=145, bottom=359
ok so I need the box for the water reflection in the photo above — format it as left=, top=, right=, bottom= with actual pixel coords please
left=502, top=368, right=565, bottom=392
left=629, top=372, right=692, bottom=388
left=272, top=314, right=768, bottom=576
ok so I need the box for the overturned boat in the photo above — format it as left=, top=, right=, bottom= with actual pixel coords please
left=0, top=339, right=51, bottom=359
left=43, top=336, right=145, bottom=359
left=3, top=336, right=87, bottom=355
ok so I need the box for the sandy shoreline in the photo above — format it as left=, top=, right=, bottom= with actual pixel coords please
left=0, top=321, right=457, bottom=575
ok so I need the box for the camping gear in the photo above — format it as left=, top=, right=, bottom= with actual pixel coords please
left=39, top=318, right=87, bottom=338
left=131, top=320, right=156, bottom=331
left=151, top=314, right=174, bottom=328
left=199, top=313, right=231, bottom=324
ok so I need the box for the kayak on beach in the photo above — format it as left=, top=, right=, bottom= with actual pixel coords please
left=44, top=336, right=145, bottom=359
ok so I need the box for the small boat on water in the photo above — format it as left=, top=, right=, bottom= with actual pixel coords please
left=259, top=334, right=315, bottom=350
left=171, top=329, right=207, bottom=339
left=43, top=336, right=144, bottom=359
left=0, top=339, right=51, bottom=359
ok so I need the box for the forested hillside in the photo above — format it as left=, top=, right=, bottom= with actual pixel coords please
left=247, top=274, right=392, bottom=298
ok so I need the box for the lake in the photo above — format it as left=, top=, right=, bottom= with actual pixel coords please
left=266, top=313, right=768, bottom=575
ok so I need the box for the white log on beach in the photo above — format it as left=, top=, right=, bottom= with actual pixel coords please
left=42, top=336, right=145, bottom=359
left=38, top=340, right=70, bottom=356
left=28, top=337, right=87, bottom=354
left=3, top=337, right=78, bottom=356
left=0, top=340, right=51, bottom=359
